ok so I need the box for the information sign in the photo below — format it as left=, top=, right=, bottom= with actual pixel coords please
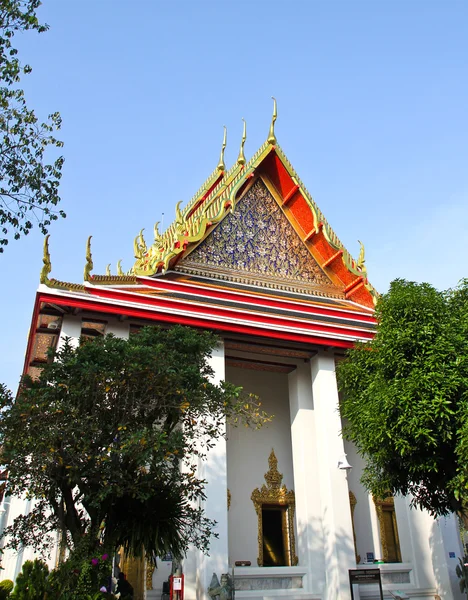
left=173, top=578, right=183, bottom=591
left=349, top=569, right=383, bottom=600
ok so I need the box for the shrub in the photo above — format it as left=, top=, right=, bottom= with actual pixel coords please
left=0, top=580, right=14, bottom=599
left=11, top=560, right=48, bottom=600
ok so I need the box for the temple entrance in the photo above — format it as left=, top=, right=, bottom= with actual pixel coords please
left=262, top=506, right=287, bottom=566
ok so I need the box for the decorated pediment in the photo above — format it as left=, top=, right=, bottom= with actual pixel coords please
left=177, top=178, right=340, bottom=297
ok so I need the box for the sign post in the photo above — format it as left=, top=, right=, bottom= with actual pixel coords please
left=349, top=569, right=383, bottom=600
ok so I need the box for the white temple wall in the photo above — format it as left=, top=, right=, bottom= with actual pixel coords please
left=226, top=365, right=295, bottom=567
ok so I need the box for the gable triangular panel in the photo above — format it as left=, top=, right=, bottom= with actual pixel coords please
left=176, top=178, right=344, bottom=298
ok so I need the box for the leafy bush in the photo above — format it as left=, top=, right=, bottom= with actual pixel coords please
left=11, top=560, right=48, bottom=600
left=0, top=580, right=14, bottom=599
left=47, top=539, right=112, bottom=600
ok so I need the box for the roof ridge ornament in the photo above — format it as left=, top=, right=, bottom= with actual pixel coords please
left=217, top=126, right=227, bottom=172
left=40, top=234, right=52, bottom=285
left=84, top=236, right=93, bottom=281
left=106, top=264, right=111, bottom=276
left=117, top=260, right=124, bottom=276
left=267, top=97, right=277, bottom=145
left=357, top=240, right=365, bottom=269
left=237, top=118, right=247, bottom=166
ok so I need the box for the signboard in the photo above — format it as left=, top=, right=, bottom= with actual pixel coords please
left=349, top=569, right=383, bottom=600
left=173, top=578, right=183, bottom=591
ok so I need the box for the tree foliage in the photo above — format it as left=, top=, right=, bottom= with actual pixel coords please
left=0, top=325, right=268, bottom=561
left=0, top=0, right=64, bottom=252
left=338, top=279, right=468, bottom=516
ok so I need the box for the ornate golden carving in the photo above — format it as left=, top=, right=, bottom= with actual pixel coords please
left=106, top=264, right=111, bottom=276
left=251, top=449, right=298, bottom=567
left=349, top=491, right=361, bottom=564
left=40, top=234, right=52, bottom=285
left=373, top=495, right=402, bottom=563
left=84, top=236, right=93, bottom=282
left=146, top=559, right=155, bottom=590
left=237, top=118, right=246, bottom=166
left=267, top=97, right=277, bottom=145
left=217, top=126, right=227, bottom=172
left=227, top=488, right=231, bottom=510
left=117, top=260, right=124, bottom=276
left=357, top=240, right=365, bottom=270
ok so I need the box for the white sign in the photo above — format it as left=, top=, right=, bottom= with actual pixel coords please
left=173, top=577, right=182, bottom=591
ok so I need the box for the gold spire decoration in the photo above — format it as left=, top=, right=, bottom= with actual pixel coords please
left=237, top=118, right=247, bottom=166
left=267, top=97, right=277, bottom=145
left=40, top=234, right=52, bottom=284
left=357, top=240, right=365, bottom=269
left=117, top=260, right=124, bottom=276
left=84, top=236, right=93, bottom=281
left=217, top=126, right=227, bottom=172
left=175, top=201, right=185, bottom=235
left=106, top=264, right=111, bottom=276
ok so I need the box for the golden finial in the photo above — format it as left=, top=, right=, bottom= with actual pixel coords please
left=134, top=229, right=148, bottom=260
left=117, top=260, right=124, bottom=276
left=267, top=97, right=277, bottom=145
left=217, top=126, right=227, bottom=172
left=357, top=240, right=365, bottom=269
left=84, top=236, right=93, bottom=281
left=40, top=234, right=52, bottom=284
left=237, top=118, right=247, bottom=166
left=106, top=264, right=111, bottom=276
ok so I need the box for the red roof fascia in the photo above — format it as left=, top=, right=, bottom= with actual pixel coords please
left=136, top=277, right=376, bottom=324
left=85, top=285, right=374, bottom=340
left=36, top=292, right=357, bottom=349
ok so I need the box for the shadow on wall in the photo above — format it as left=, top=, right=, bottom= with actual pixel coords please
left=430, top=517, right=465, bottom=600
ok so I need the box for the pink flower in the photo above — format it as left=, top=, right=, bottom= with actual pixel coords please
left=91, top=558, right=99, bottom=566
left=100, top=586, right=107, bottom=592
left=101, top=553, right=109, bottom=561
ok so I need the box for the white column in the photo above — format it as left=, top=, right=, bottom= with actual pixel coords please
left=57, top=314, right=82, bottom=350
left=311, top=351, right=356, bottom=600
left=105, top=319, right=130, bottom=339
left=183, top=342, right=229, bottom=600
left=289, top=361, right=326, bottom=595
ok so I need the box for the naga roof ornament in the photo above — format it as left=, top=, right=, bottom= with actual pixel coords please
left=84, top=236, right=93, bottom=282
left=267, top=97, right=277, bottom=145
left=217, top=126, right=227, bottom=172
left=236, top=119, right=247, bottom=166
left=40, top=234, right=52, bottom=285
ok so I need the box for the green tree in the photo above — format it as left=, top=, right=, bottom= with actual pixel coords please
left=337, top=279, right=468, bottom=516
left=0, top=326, right=268, bottom=562
left=0, top=0, right=64, bottom=252
left=10, top=560, right=48, bottom=600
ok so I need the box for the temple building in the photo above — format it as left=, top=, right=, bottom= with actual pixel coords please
left=1, top=103, right=464, bottom=599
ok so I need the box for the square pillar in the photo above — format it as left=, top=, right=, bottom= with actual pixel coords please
left=289, top=361, right=326, bottom=595
left=311, top=351, right=356, bottom=599
left=183, top=342, right=229, bottom=600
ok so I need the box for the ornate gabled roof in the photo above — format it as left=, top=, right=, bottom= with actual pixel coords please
left=40, top=103, right=378, bottom=309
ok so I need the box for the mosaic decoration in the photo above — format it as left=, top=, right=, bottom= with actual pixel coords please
left=177, top=179, right=335, bottom=290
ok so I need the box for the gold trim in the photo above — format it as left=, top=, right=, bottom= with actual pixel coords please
left=373, top=495, right=402, bottom=563
left=251, top=449, right=298, bottom=567
left=146, top=559, right=155, bottom=590
left=349, top=491, right=361, bottom=564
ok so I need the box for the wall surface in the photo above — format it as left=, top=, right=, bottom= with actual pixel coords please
left=226, top=366, right=295, bottom=567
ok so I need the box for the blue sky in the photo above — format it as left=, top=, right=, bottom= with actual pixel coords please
left=1, top=0, right=467, bottom=392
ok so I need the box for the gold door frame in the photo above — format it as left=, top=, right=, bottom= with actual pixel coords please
left=251, top=449, right=298, bottom=567
left=373, top=495, right=402, bottom=563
